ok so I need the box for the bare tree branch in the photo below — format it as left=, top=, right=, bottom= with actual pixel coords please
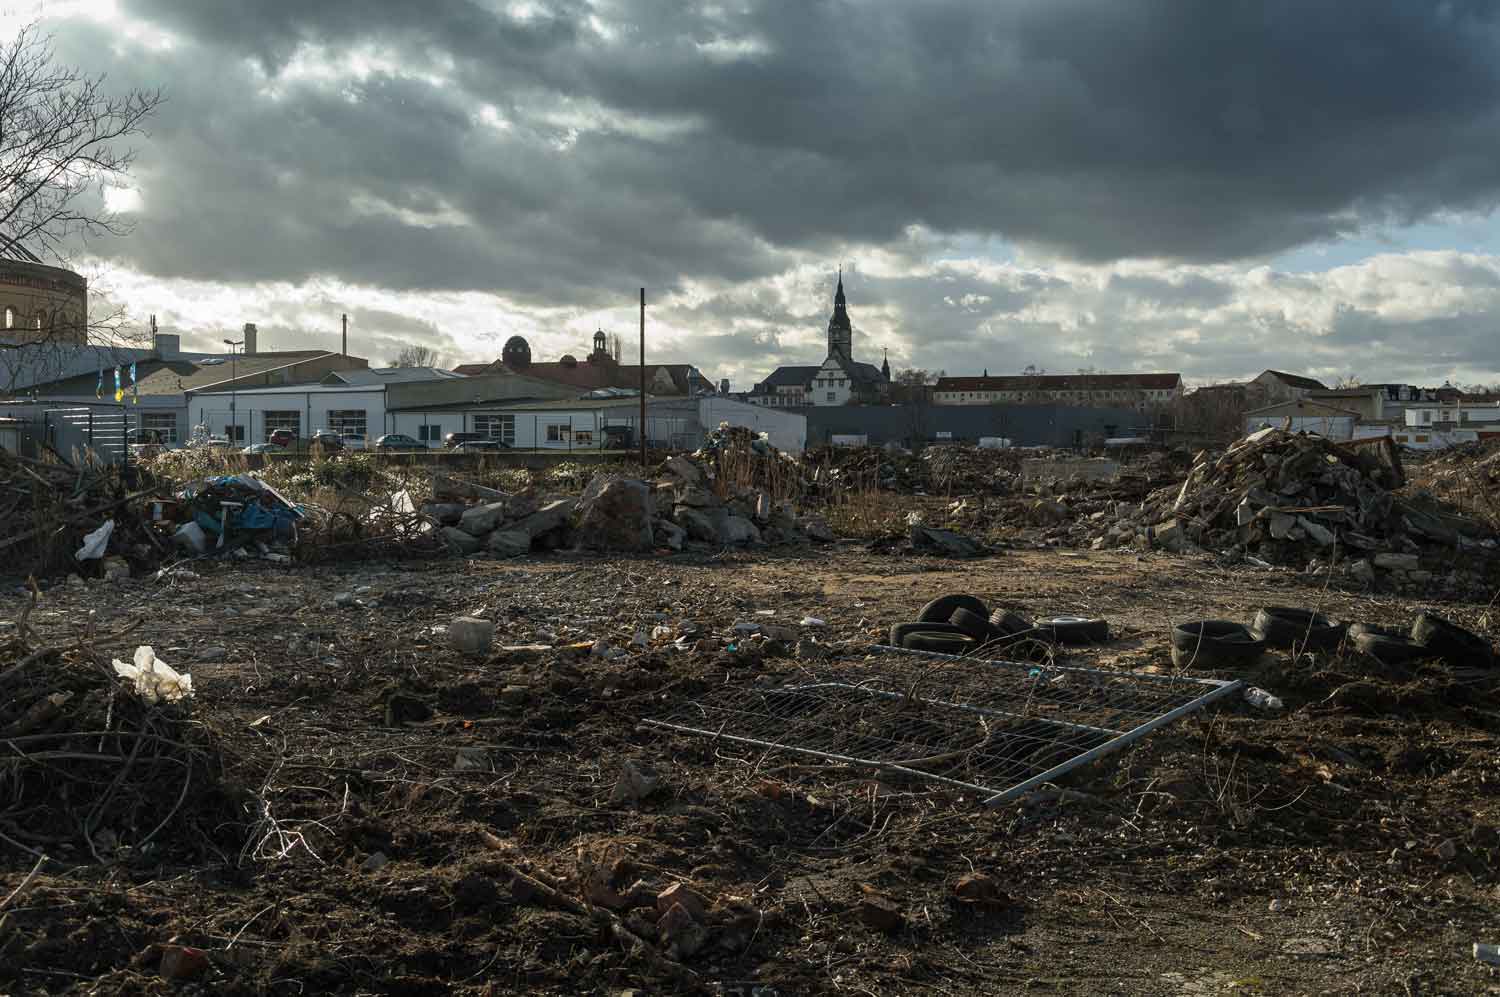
left=0, top=25, right=164, bottom=392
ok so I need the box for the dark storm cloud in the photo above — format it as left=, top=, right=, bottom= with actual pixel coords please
left=58, top=0, right=1500, bottom=301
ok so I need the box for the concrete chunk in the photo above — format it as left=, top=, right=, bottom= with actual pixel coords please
left=448, top=617, right=494, bottom=656
left=458, top=500, right=512, bottom=536
left=509, top=498, right=576, bottom=539
left=442, top=526, right=484, bottom=555
left=487, top=530, right=531, bottom=557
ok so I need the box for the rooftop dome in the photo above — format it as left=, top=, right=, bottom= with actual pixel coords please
left=501, top=334, right=531, bottom=369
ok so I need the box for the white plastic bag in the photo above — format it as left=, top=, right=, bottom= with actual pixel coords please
left=112, top=645, right=194, bottom=704
left=75, top=519, right=115, bottom=560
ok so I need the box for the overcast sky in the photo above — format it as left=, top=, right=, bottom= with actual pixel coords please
left=23, top=0, right=1500, bottom=388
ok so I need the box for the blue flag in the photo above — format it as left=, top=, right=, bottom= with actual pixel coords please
left=130, top=362, right=138, bottom=404
left=113, top=366, right=123, bottom=403
left=95, top=368, right=102, bottom=399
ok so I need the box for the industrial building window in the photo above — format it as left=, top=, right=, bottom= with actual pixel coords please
left=574, top=430, right=593, bottom=445
left=827, top=391, right=836, bottom=402
left=141, top=412, right=177, bottom=444
left=327, top=409, right=367, bottom=438
left=545, top=423, right=570, bottom=442
left=418, top=424, right=442, bottom=442
left=1415, top=434, right=1430, bottom=443
left=224, top=424, right=245, bottom=442
left=264, top=411, right=301, bottom=437
left=472, top=415, right=515, bottom=444
left=2, top=308, right=10, bottom=329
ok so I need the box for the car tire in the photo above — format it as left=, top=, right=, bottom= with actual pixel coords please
left=1353, top=631, right=1431, bottom=666
left=1250, top=607, right=1346, bottom=651
left=900, top=630, right=981, bottom=655
left=1410, top=611, right=1496, bottom=667
left=948, top=607, right=995, bottom=640
left=988, top=609, right=1033, bottom=636
left=917, top=594, right=989, bottom=624
left=887, top=621, right=966, bottom=647
left=1346, top=622, right=1405, bottom=641
left=1170, top=621, right=1266, bottom=667
left=1036, top=616, right=1110, bottom=644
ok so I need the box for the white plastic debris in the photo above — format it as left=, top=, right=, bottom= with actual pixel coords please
left=173, top=521, right=208, bottom=555
left=111, top=645, right=193, bottom=704
left=1243, top=686, right=1284, bottom=711
left=800, top=617, right=827, bottom=627
left=75, top=519, right=115, bottom=560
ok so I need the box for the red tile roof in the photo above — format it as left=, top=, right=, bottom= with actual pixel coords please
left=934, top=373, right=1182, bottom=392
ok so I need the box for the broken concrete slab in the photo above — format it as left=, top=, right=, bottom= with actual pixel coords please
left=442, top=526, right=485, bottom=555
left=575, top=476, right=655, bottom=552
left=721, top=515, right=762, bottom=546
left=487, top=530, right=532, bottom=558
left=509, top=498, right=577, bottom=540
left=458, top=500, right=512, bottom=537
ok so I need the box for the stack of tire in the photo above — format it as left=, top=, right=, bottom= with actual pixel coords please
left=886, top=593, right=1110, bottom=658
left=1347, top=612, right=1495, bottom=668
left=1170, top=606, right=1495, bottom=669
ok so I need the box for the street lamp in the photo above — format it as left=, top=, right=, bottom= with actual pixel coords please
left=223, top=338, right=242, bottom=444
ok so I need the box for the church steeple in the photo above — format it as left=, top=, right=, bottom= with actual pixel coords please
left=827, top=267, right=852, bottom=363
left=881, top=347, right=890, bottom=381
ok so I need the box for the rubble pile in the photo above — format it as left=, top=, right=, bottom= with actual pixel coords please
left=0, top=448, right=175, bottom=579
left=805, top=445, right=928, bottom=494
left=429, top=453, right=835, bottom=558
left=692, top=422, right=803, bottom=501
left=1079, top=428, right=1499, bottom=586
left=1405, top=441, right=1500, bottom=531
left=174, top=474, right=303, bottom=557
left=0, top=624, right=232, bottom=862
left=922, top=444, right=1025, bottom=493
left=804, top=443, right=1031, bottom=496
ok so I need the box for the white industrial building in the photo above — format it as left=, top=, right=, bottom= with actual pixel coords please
left=190, top=383, right=808, bottom=453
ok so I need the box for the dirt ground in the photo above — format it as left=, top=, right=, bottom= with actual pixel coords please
left=2, top=543, right=1499, bottom=996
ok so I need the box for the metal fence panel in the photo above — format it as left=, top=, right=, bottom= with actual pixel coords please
left=643, top=645, right=1241, bottom=805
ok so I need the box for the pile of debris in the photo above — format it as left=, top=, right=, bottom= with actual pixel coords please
left=693, top=422, right=803, bottom=501
left=922, top=444, right=1025, bottom=493
left=804, top=445, right=929, bottom=495
left=0, top=614, right=234, bottom=864
left=429, top=454, right=835, bottom=557
left=1405, top=441, right=1500, bottom=531
left=1080, top=429, right=1499, bottom=585
left=0, top=448, right=175, bottom=579
left=173, top=474, right=303, bottom=558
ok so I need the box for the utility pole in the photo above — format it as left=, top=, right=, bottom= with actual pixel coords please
left=639, top=288, right=647, bottom=468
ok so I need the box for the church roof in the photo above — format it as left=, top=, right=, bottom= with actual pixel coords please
left=755, top=365, right=820, bottom=390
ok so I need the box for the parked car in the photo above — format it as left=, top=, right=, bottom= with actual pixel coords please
left=451, top=439, right=511, bottom=453
left=242, top=442, right=283, bottom=455
left=443, top=432, right=487, bottom=449
left=203, top=436, right=236, bottom=450
left=308, top=431, right=344, bottom=452
left=341, top=434, right=367, bottom=451
left=267, top=428, right=296, bottom=448
left=129, top=442, right=168, bottom=459
left=375, top=433, right=427, bottom=452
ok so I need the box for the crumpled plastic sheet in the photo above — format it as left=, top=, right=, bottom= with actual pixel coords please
left=111, top=645, right=194, bottom=705
left=75, top=518, right=114, bottom=561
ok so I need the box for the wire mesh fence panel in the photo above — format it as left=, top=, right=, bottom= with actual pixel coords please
left=642, top=646, right=1242, bottom=805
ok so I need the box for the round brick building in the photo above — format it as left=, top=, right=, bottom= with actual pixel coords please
left=0, top=242, right=87, bottom=344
